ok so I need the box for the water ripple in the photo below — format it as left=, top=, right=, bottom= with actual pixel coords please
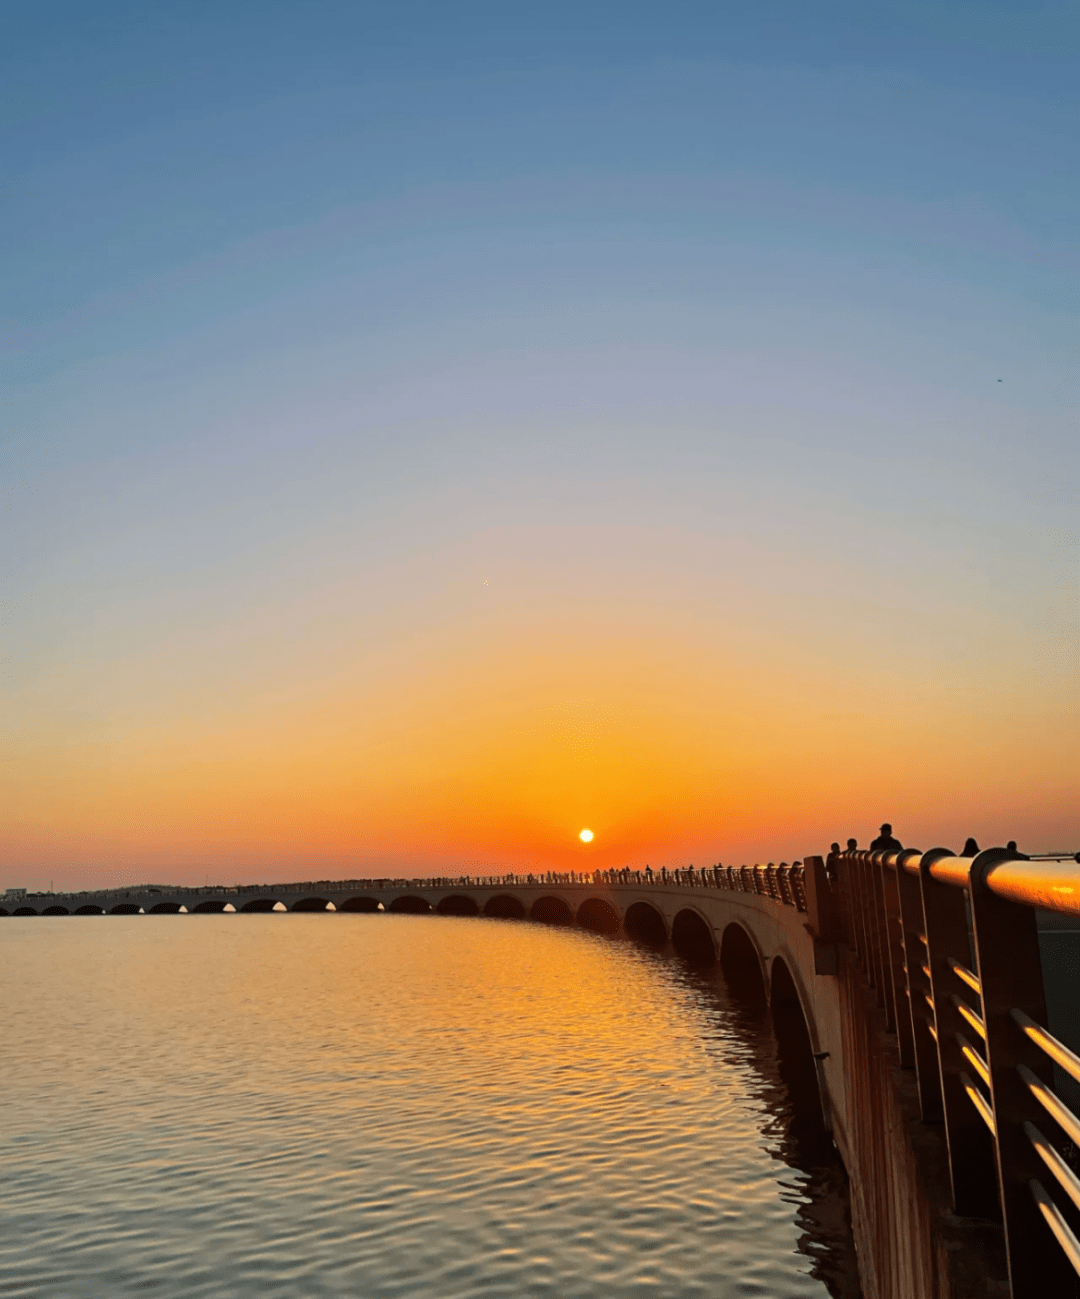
left=1, top=916, right=860, bottom=1297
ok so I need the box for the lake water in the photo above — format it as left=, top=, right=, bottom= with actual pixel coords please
left=1, top=915, right=861, bottom=1298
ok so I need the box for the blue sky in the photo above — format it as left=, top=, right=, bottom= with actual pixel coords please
left=3, top=1, right=1078, bottom=880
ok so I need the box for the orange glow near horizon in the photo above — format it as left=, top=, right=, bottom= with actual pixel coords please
left=3, top=588, right=1078, bottom=892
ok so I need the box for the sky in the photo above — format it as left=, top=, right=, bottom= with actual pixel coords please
left=2, top=1, right=1078, bottom=889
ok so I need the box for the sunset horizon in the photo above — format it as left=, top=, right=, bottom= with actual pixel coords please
left=5, top=7, right=1080, bottom=1297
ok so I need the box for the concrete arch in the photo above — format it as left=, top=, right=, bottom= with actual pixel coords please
left=671, top=907, right=717, bottom=967
left=530, top=895, right=574, bottom=926
left=771, top=943, right=822, bottom=1052
left=109, top=903, right=142, bottom=915
left=291, top=897, right=332, bottom=912
left=339, top=896, right=383, bottom=913
left=484, top=894, right=525, bottom=920
left=437, top=894, right=480, bottom=917
left=576, top=896, right=620, bottom=935
left=13, top=906, right=38, bottom=916
left=0, top=907, right=8, bottom=916
left=42, top=905, right=70, bottom=916
left=75, top=904, right=104, bottom=915
left=771, top=956, right=825, bottom=1138
left=191, top=899, right=228, bottom=913
left=623, top=900, right=667, bottom=945
left=149, top=902, right=183, bottom=914
left=720, top=922, right=768, bottom=1012
left=239, top=898, right=281, bottom=913
left=387, top=895, right=432, bottom=914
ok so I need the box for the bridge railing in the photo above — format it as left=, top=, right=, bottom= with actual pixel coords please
left=21, top=864, right=812, bottom=910
left=836, top=846, right=1080, bottom=1298
left=193, top=865, right=809, bottom=906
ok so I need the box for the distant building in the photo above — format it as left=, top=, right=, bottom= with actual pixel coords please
left=5, top=888, right=27, bottom=899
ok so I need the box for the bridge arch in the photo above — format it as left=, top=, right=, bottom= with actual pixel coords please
left=530, top=895, right=574, bottom=926
left=75, top=904, right=104, bottom=915
left=109, top=903, right=142, bottom=915
left=484, top=894, right=525, bottom=920
left=623, top=901, right=667, bottom=945
left=720, top=922, right=768, bottom=1012
left=192, top=899, right=228, bottom=913
left=42, top=905, right=70, bottom=916
left=388, top=895, right=432, bottom=914
left=671, top=907, right=716, bottom=967
left=339, top=896, right=383, bottom=913
left=13, top=906, right=37, bottom=916
left=576, top=897, right=620, bottom=934
left=291, top=897, right=334, bottom=912
left=437, top=894, right=480, bottom=917
left=770, top=955, right=825, bottom=1139
left=149, top=902, right=183, bottom=914
left=239, top=898, right=283, bottom=913
left=0, top=907, right=8, bottom=916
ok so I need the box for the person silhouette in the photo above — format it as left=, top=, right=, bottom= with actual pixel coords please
left=870, top=823, right=903, bottom=852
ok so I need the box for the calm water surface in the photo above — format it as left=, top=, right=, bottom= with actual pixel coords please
left=2, top=916, right=860, bottom=1297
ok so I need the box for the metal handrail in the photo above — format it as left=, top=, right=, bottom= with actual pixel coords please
left=960, top=1071, right=996, bottom=1136
left=896, top=850, right=1080, bottom=920
left=1017, top=1064, right=1080, bottom=1149
left=1030, top=1180, right=1080, bottom=1278
left=927, top=854, right=973, bottom=890
left=957, top=1034, right=991, bottom=1087
left=985, top=857, right=1080, bottom=917
left=947, top=957, right=981, bottom=995
left=953, top=996, right=987, bottom=1040
left=1024, top=1122, right=1080, bottom=1217
left=1012, top=1008, right=1080, bottom=1087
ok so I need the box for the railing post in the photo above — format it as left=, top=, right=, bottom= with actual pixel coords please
left=804, top=855, right=842, bottom=940
left=920, top=849, right=1000, bottom=1218
left=868, top=851, right=897, bottom=1029
left=830, top=848, right=858, bottom=949
left=790, top=862, right=806, bottom=913
left=852, top=852, right=876, bottom=987
left=896, top=850, right=944, bottom=1121
left=969, top=850, right=1076, bottom=1298
left=843, top=850, right=865, bottom=966
left=802, top=856, right=838, bottom=973
left=880, top=852, right=914, bottom=1065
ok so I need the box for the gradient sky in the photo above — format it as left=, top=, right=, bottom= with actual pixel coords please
left=3, top=1, right=1078, bottom=889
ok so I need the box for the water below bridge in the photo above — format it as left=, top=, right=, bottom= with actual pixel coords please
left=1, top=913, right=862, bottom=1298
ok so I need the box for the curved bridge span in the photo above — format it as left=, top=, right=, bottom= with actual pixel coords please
left=7, top=849, right=1080, bottom=1299
left=0, top=863, right=868, bottom=1197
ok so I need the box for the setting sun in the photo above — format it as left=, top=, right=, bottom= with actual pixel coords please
left=579, top=829, right=594, bottom=843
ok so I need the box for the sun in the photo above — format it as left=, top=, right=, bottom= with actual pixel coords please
left=579, top=828, right=594, bottom=843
